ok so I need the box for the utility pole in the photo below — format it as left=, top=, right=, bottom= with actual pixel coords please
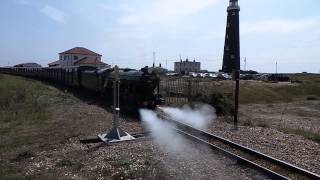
left=153, top=52, right=156, bottom=68
left=276, top=61, right=278, bottom=74
left=166, top=59, right=168, bottom=70
left=179, top=54, right=182, bottom=74
left=244, top=57, right=247, bottom=71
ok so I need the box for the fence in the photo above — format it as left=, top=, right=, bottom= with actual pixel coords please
left=159, top=77, right=233, bottom=106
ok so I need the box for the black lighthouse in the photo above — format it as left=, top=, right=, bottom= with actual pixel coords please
left=222, top=0, right=240, bottom=73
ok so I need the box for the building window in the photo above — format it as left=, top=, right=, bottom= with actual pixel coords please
left=64, top=56, right=67, bottom=61
left=74, top=56, right=78, bottom=60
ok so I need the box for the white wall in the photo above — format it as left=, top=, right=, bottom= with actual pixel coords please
left=59, top=54, right=102, bottom=68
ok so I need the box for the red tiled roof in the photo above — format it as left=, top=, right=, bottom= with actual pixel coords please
left=59, top=47, right=102, bottom=56
left=48, top=60, right=60, bottom=66
left=74, top=57, right=106, bottom=65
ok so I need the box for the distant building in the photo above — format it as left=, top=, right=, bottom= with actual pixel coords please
left=48, top=47, right=110, bottom=68
left=174, top=58, right=200, bottom=74
left=48, top=60, right=60, bottom=67
left=148, top=63, right=168, bottom=75
left=14, top=62, right=42, bottom=68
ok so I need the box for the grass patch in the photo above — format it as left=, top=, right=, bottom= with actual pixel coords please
left=0, top=74, right=51, bottom=126
left=0, top=74, right=78, bottom=152
left=0, top=135, right=34, bottom=152
left=239, top=74, right=320, bottom=104
left=0, top=163, right=32, bottom=180
left=280, top=128, right=320, bottom=143
left=0, top=74, right=80, bottom=178
left=56, top=159, right=83, bottom=171
left=111, top=159, right=133, bottom=168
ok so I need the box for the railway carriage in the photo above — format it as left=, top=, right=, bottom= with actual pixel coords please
left=0, top=66, right=163, bottom=112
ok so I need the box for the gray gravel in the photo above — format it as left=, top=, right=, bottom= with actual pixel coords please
left=24, top=134, right=271, bottom=179
left=207, top=119, right=320, bottom=175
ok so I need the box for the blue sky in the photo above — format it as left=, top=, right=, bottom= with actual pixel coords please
left=0, top=0, right=319, bottom=73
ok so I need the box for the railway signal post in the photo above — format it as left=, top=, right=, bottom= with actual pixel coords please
left=98, top=65, right=135, bottom=143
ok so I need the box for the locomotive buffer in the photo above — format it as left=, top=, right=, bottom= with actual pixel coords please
left=98, top=65, right=135, bottom=143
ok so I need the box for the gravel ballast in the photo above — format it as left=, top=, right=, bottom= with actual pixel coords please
left=207, top=119, right=320, bottom=175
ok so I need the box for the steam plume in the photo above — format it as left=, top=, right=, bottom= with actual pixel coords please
left=159, top=103, right=216, bottom=129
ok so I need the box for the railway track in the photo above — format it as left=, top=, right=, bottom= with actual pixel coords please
left=156, top=108, right=320, bottom=180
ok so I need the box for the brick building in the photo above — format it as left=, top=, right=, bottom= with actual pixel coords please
left=48, top=47, right=109, bottom=68
left=174, top=58, right=200, bottom=74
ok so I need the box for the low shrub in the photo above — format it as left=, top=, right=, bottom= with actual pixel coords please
left=193, top=91, right=234, bottom=116
left=306, top=96, right=318, bottom=101
left=242, top=119, right=253, bottom=127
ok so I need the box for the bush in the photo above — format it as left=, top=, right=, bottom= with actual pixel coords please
left=193, top=91, right=234, bottom=116
left=306, top=96, right=318, bottom=101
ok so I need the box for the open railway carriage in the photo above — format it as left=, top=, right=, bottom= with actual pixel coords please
left=0, top=66, right=163, bottom=112
left=79, top=66, right=162, bottom=111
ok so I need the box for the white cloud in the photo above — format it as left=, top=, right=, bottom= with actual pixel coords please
left=16, top=0, right=29, bottom=5
left=119, top=3, right=136, bottom=12
left=147, top=0, right=222, bottom=23
left=241, top=19, right=319, bottom=35
left=119, top=0, right=222, bottom=25
left=99, top=3, right=135, bottom=12
left=119, top=15, right=142, bottom=25
left=40, top=5, right=65, bottom=24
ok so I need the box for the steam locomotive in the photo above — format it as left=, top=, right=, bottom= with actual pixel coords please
left=0, top=66, right=163, bottom=111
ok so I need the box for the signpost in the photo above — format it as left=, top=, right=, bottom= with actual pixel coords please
left=98, top=65, right=135, bottom=143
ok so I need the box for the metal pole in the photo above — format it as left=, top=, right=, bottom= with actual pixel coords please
left=113, top=78, right=117, bottom=129
left=116, top=81, right=120, bottom=128
left=234, top=69, right=240, bottom=130
left=113, top=66, right=120, bottom=129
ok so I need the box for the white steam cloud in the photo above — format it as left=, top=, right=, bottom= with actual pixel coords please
left=139, top=104, right=216, bottom=153
left=140, top=109, right=188, bottom=152
left=159, top=104, right=216, bottom=129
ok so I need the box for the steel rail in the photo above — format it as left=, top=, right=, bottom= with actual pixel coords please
left=156, top=109, right=320, bottom=180
left=175, top=128, right=289, bottom=180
